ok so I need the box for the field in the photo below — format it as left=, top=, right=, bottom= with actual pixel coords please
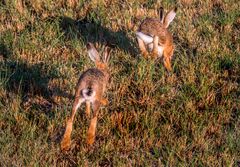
left=0, top=0, right=239, bottom=166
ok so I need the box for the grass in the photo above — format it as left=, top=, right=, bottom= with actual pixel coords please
left=0, top=0, right=240, bottom=166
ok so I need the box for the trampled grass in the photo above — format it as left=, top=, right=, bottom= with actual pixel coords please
left=0, top=0, right=239, bottom=166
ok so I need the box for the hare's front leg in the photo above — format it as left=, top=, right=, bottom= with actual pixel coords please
left=87, top=100, right=100, bottom=145
left=61, top=98, right=83, bottom=151
left=137, top=37, right=148, bottom=58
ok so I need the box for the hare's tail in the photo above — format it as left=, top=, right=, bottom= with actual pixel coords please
left=82, top=87, right=96, bottom=100
left=136, top=31, right=153, bottom=44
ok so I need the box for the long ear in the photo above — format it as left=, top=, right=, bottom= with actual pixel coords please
left=103, top=46, right=111, bottom=64
left=159, top=7, right=164, bottom=23
left=87, top=43, right=100, bottom=63
left=163, top=7, right=177, bottom=28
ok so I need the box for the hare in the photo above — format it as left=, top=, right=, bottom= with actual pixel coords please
left=136, top=7, right=177, bottom=71
left=61, top=43, right=111, bottom=151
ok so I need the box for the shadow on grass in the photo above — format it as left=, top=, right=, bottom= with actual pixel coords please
left=0, top=43, right=12, bottom=59
left=0, top=58, right=73, bottom=116
left=1, top=60, right=53, bottom=110
left=58, top=16, right=138, bottom=57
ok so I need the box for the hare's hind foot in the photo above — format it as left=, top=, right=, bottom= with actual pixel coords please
left=142, top=51, right=149, bottom=59
left=61, top=119, right=73, bottom=151
left=61, top=137, right=71, bottom=151
left=86, top=133, right=95, bottom=145
left=151, top=51, right=158, bottom=59
left=86, top=117, right=97, bottom=145
left=163, top=57, right=172, bottom=72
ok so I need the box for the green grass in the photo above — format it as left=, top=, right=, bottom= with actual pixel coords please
left=0, top=0, right=240, bottom=166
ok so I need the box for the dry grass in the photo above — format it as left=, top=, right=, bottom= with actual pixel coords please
left=0, top=0, right=240, bottom=166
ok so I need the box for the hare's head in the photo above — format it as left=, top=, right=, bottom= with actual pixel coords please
left=159, top=7, right=177, bottom=28
left=86, top=43, right=111, bottom=71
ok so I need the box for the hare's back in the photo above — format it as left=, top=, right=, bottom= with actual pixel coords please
left=139, top=18, right=166, bottom=37
left=79, top=68, right=105, bottom=83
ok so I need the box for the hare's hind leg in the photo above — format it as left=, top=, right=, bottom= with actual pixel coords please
left=163, top=57, right=172, bottom=72
left=151, top=36, right=159, bottom=59
left=87, top=100, right=101, bottom=145
left=163, top=46, right=174, bottom=72
left=137, top=37, right=148, bottom=58
left=85, top=101, right=91, bottom=118
left=61, top=97, right=84, bottom=151
left=100, top=98, right=108, bottom=106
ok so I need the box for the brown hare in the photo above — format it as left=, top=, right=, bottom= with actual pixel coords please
left=136, top=7, right=177, bottom=71
left=61, top=43, right=111, bottom=151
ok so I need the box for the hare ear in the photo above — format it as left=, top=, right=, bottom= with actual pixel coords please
left=103, top=46, right=111, bottom=64
left=87, top=43, right=100, bottom=62
left=159, top=7, right=164, bottom=23
left=163, top=7, right=177, bottom=28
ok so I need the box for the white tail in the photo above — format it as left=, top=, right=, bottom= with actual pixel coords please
left=82, top=88, right=96, bottom=100
left=136, top=31, right=154, bottom=44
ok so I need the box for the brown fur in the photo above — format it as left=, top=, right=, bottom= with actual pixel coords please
left=61, top=43, right=110, bottom=151
left=137, top=7, right=177, bottom=71
left=139, top=18, right=169, bottom=45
